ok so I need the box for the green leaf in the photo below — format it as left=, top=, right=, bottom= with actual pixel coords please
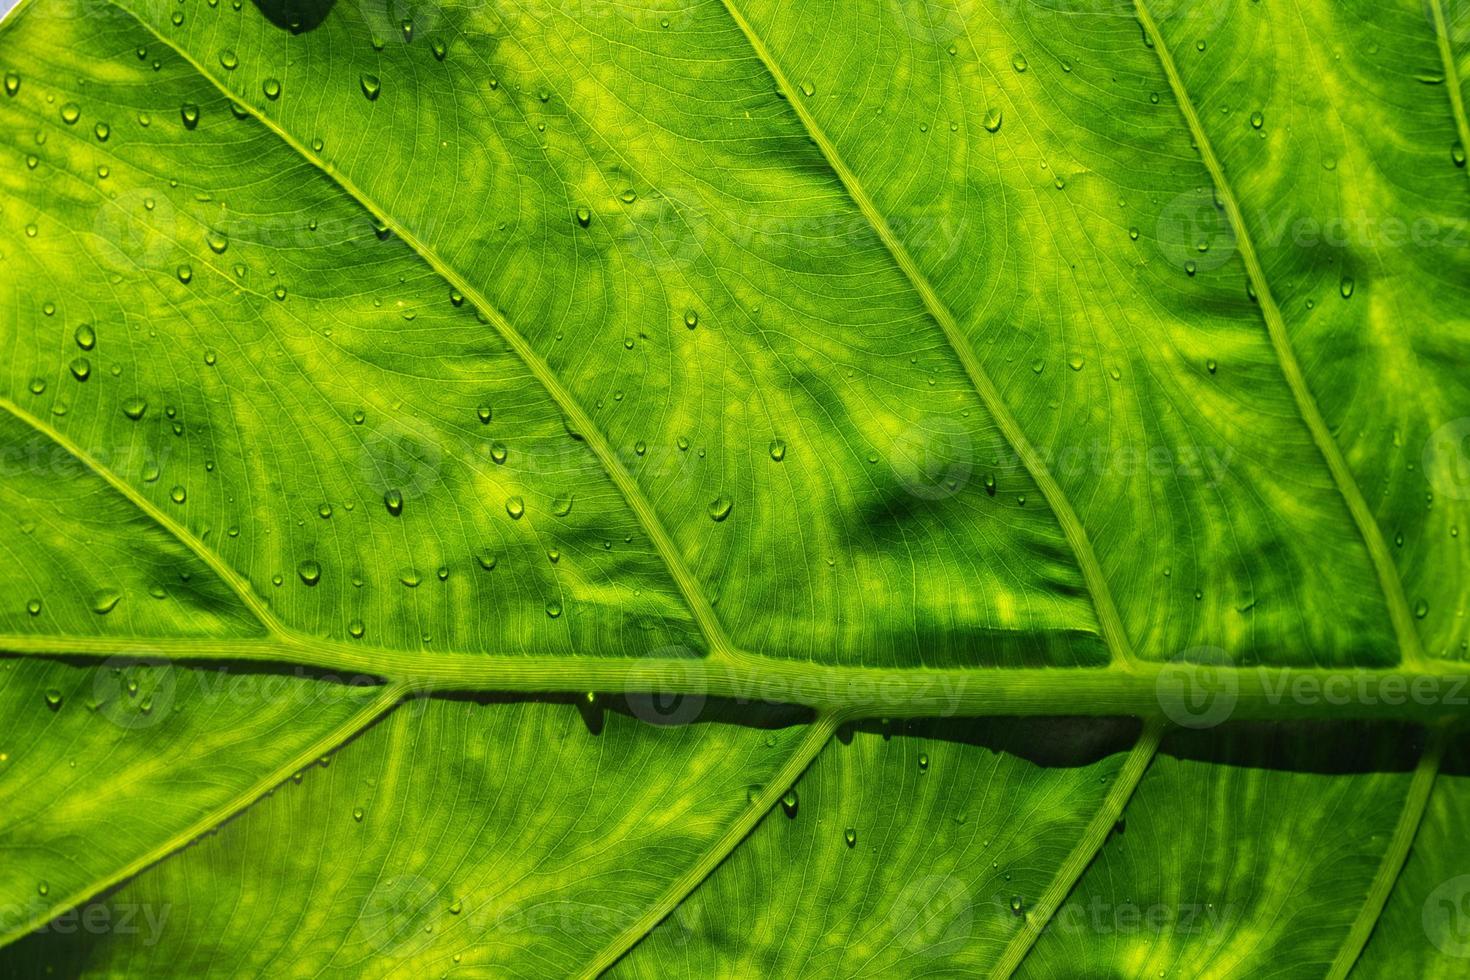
left=0, top=0, right=1466, bottom=975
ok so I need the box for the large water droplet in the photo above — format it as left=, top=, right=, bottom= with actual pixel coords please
left=74, top=323, right=96, bottom=350
left=297, top=559, right=321, bottom=586
left=44, top=688, right=62, bottom=710
left=983, top=108, right=1003, bottom=133
left=92, top=589, right=121, bottom=614
left=506, top=496, right=525, bottom=520
left=360, top=74, right=382, bottom=101
left=769, top=438, right=786, bottom=462
left=708, top=496, right=732, bottom=522
left=60, top=102, right=80, bottom=125
left=844, top=827, right=857, bottom=848
left=780, top=788, right=799, bottom=818
left=122, top=396, right=147, bottom=421
left=69, top=358, right=91, bottom=381
left=180, top=102, right=200, bottom=129
left=263, top=77, right=282, bottom=100
left=384, top=489, right=404, bottom=516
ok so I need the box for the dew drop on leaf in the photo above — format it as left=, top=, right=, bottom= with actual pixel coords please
left=3, top=72, right=17, bottom=97
left=384, top=489, right=404, bottom=516
left=169, top=485, right=187, bottom=504
left=575, top=206, right=592, bottom=228
left=181, top=102, right=200, bottom=129
left=263, top=78, right=281, bottom=101
left=360, top=74, right=382, bottom=101
left=708, top=496, right=733, bottom=522
left=781, top=788, right=799, bottom=818
left=297, top=559, right=322, bottom=586
left=121, top=396, right=147, bottom=420
left=983, top=108, right=1002, bottom=133
left=769, top=438, right=786, bottom=462
left=44, top=688, right=62, bottom=710
left=506, top=496, right=525, bottom=520
left=69, top=358, right=91, bottom=382
left=60, top=102, right=80, bottom=125
left=545, top=599, right=562, bottom=618
left=74, top=323, right=96, bottom=350
left=844, top=828, right=857, bottom=848
left=92, top=589, right=121, bottom=615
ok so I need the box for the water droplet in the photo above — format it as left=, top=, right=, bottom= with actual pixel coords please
left=476, top=404, right=492, bottom=424
left=780, top=788, right=798, bottom=818
left=575, top=206, right=592, bottom=227
left=169, top=484, right=186, bottom=505
left=983, top=107, right=1003, bottom=133
left=180, top=102, right=200, bottom=129
left=360, top=74, right=381, bottom=101
left=348, top=619, right=365, bottom=638
left=176, top=264, right=193, bottom=284
left=26, top=598, right=42, bottom=616
left=37, top=881, right=49, bottom=897
left=476, top=552, right=497, bottom=571
left=69, top=358, right=91, bottom=382
left=984, top=474, right=996, bottom=496
left=219, top=48, right=238, bottom=70
left=60, top=103, right=80, bottom=125
left=94, top=121, right=110, bottom=142
left=553, top=494, right=574, bottom=517
left=769, top=438, right=786, bottom=462
left=506, top=496, right=525, bottom=520
left=432, top=39, right=447, bottom=61
left=708, top=496, right=732, bottom=522
left=353, top=806, right=365, bottom=822
left=1250, top=111, right=1265, bottom=130
left=1206, top=358, right=1218, bottom=374
left=844, top=827, right=857, bottom=848
left=545, top=599, right=563, bottom=618
left=3, top=72, right=18, bottom=97
left=1010, top=895, right=1025, bottom=915
left=273, top=284, right=288, bottom=301
left=74, top=323, right=96, bottom=350
left=206, top=228, right=228, bottom=254
left=1340, top=276, right=1355, bottom=299
left=800, top=80, right=815, bottom=97
left=1454, top=143, right=1466, bottom=168
left=261, top=78, right=282, bottom=102
left=490, top=442, right=508, bottom=464
left=44, top=688, right=62, bottom=709
left=384, top=489, right=404, bottom=516
left=1184, top=260, right=1197, bottom=276
left=121, top=396, right=147, bottom=420
left=28, top=378, right=45, bottom=395
left=1012, top=53, right=1028, bottom=72
left=684, top=309, right=698, bottom=329
left=1415, top=598, right=1429, bottom=619
left=918, top=752, right=930, bottom=772
left=92, top=589, right=121, bottom=614
left=1068, top=355, right=1085, bottom=371
left=297, top=559, right=321, bottom=586
left=1129, top=226, right=1140, bottom=241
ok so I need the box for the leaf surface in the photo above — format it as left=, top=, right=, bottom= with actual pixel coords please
left=0, top=0, right=1466, bottom=975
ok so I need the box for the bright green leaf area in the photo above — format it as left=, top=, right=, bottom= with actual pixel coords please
left=0, top=0, right=1467, bottom=974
